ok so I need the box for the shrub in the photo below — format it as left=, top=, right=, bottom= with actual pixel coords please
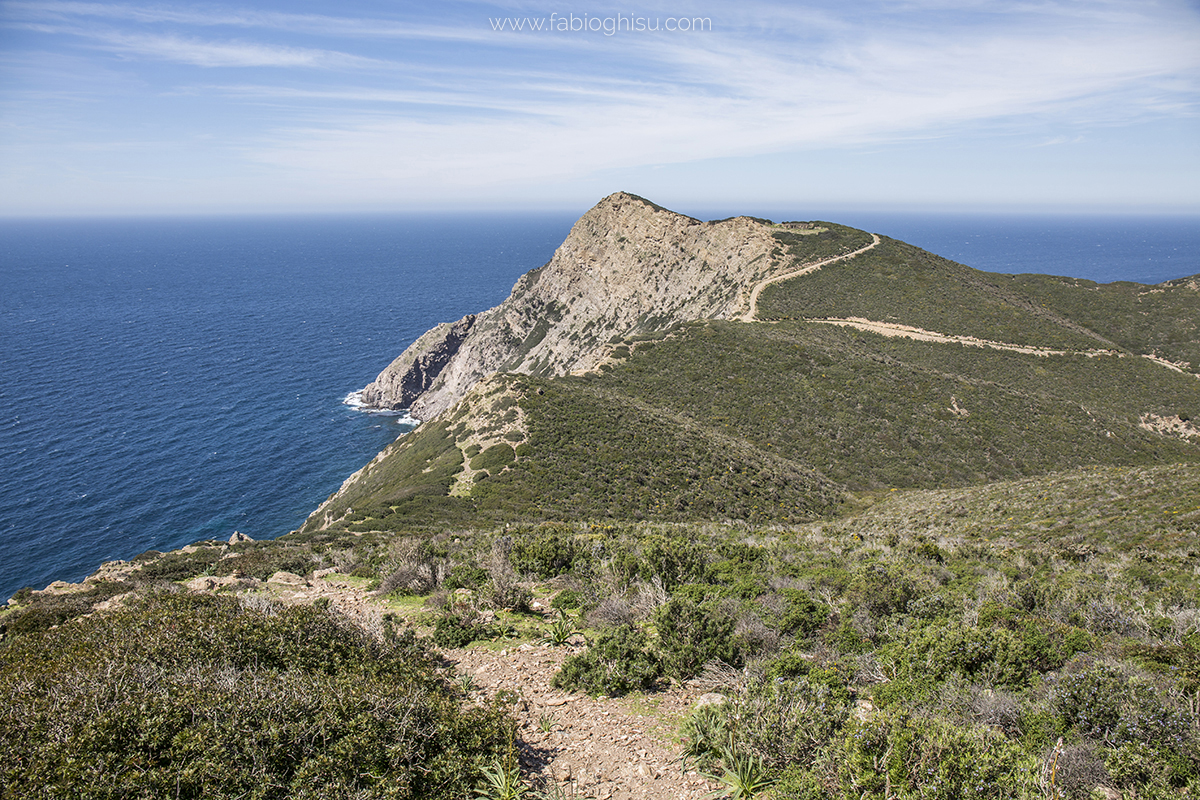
left=215, top=543, right=316, bottom=581
left=1055, top=662, right=1195, bottom=754
left=433, top=612, right=497, bottom=649
left=510, top=525, right=578, bottom=578
left=586, top=596, right=637, bottom=629
left=470, top=443, right=516, bottom=473
left=777, top=588, right=829, bottom=638
left=136, top=546, right=222, bottom=580
left=847, top=562, right=917, bottom=617
left=377, top=538, right=445, bottom=596
left=444, top=563, right=489, bottom=591
left=655, top=596, right=740, bottom=680
left=822, top=711, right=1040, bottom=800
left=724, top=677, right=850, bottom=768
left=553, top=625, right=661, bottom=697
left=0, top=592, right=512, bottom=800
left=1, top=581, right=131, bottom=635
left=681, top=704, right=732, bottom=772
left=550, top=588, right=583, bottom=611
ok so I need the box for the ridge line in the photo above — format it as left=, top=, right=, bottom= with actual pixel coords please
left=741, top=233, right=881, bottom=322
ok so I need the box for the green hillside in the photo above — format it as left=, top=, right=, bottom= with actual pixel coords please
left=5, top=215, right=1198, bottom=800
left=305, top=292, right=1199, bottom=535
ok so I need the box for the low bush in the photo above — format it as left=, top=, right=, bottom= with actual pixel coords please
left=1, top=581, right=131, bottom=635
left=0, top=592, right=512, bottom=800
left=723, top=677, right=850, bottom=769
left=509, top=524, right=579, bottom=578
left=136, top=546, right=222, bottom=580
left=655, top=596, right=740, bottom=680
left=432, top=612, right=497, bottom=649
left=553, top=625, right=661, bottom=697
left=214, top=543, right=317, bottom=581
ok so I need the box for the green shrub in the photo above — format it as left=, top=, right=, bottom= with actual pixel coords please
left=0, top=592, right=512, bottom=800
left=551, top=588, right=583, bottom=611
left=553, top=625, right=661, bottom=696
left=655, top=596, right=739, bottom=680
left=444, top=563, right=490, bottom=591
left=815, top=711, right=1040, bottom=800
left=510, top=525, right=578, bottom=578
left=432, top=612, right=497, bottom=649
left=137, top=546, right=222, bottom=580
left=777, top=588, right=829, bottom=638
left=1, top=581, right=131, bottom=635
left=214, top=543, right=316, bottom=581
left=681, top=704, right=732, bottom=772
left=470, top=443, right=516, bottom=473
left=847, top=562, right=917, bottom=617
left=724, top=677, right=850, bottom=768
left=1055, top=662, right=1195, bottom=754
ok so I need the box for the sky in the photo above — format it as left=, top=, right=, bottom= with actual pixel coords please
left=1, top=0, right=1199, bottom=217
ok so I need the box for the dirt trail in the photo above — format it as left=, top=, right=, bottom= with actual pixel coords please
left=741, top=233, right=880, bottom=321
left=808, top=317, right=1199, bottom=379
left=737, top=234, right=1197, bottom=380
left=447, top=643, right=717, bottom=800
left=808, top=317, right=1120, bottom=357
left=255, top=574, right=718, bottom=799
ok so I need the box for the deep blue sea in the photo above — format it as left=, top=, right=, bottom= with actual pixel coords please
left=2, top=211, right=1198, bottom=600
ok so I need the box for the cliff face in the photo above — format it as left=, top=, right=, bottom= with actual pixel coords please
left=360, top=192, right=783, bottom=419
left=359, top=315, right=476, bottom=409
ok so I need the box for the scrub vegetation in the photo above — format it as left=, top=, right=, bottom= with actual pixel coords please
left=4, top=221, right=1198, bottom=799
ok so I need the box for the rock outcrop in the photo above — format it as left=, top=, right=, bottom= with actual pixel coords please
left=361, top=315, right=477, bottom=409
left=359, top=192, right=784, bottom=420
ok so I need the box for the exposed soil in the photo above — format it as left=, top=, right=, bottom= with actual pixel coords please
left=446, top=643, right=718, bottom=799
left=258, top=571, right=723, bottom=798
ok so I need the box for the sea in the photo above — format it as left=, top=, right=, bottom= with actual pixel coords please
left=2, top=211, right=1198, bottom=600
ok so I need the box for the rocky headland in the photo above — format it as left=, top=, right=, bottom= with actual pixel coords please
left=360, top=192, right=791, bottom=420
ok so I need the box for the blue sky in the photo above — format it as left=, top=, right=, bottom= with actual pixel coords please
left=2, top=0, right=1198, bottom=216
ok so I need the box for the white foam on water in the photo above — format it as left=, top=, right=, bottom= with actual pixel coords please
left=342, top=391, right=420, bottom=427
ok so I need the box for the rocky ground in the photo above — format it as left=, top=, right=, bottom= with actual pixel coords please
left=446, top=642, right=717, bottom=800
left=23, top=561, right=727, bottom=798
left=213, top=569, right=723, bottom=798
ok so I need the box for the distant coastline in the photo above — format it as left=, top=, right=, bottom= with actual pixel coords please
left=2, top=210, right=1198, bottom=600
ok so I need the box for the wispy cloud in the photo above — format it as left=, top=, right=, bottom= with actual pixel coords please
left=2, top=0, right=1198, bottom=213
left=2, top=1, right=503, bottom=43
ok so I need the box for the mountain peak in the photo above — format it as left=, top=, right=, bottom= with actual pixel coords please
left=361, top=195, right=787, bottom=419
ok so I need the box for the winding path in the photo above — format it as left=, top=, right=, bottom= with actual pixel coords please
left=807, top=317, right=1120, bottom=357
left=741, top=233, right=881, bottom=322
left=805, top=317, right=1198, bottom=378
left=737, top=234, right=1197, bottom=380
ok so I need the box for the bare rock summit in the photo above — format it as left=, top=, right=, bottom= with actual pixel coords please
left=359, top=192, right=784, bottom=420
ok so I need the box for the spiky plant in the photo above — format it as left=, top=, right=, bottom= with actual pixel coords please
left=704, top=745, right=777, bottom=800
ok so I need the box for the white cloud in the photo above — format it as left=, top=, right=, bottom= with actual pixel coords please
left=2, top=0, right=1198, bottom=212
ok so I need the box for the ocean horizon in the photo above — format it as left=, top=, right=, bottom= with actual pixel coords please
left=3, top=210, right=1198, bottom=600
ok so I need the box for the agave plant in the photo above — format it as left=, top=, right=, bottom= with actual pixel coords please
left=704, top=745, right=777, bottom=800
left=474, top=758, right=527, bottom=800
left=540, top=610, right=581, bottom=646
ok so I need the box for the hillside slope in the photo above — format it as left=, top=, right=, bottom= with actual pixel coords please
left=308, top=197, right=1199, bottom=534
left=359, top=193, right=875, bottom=419
left=8, top=195, right=1200, bottom=800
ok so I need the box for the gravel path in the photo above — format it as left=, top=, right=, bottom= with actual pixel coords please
left=741, top=233, right=881, bottom=321
left=446, top=642, right=718, bottom=800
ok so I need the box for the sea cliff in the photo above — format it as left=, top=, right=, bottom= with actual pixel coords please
left=360, top=192, right=789, bottom=419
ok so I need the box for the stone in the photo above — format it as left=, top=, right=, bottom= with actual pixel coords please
left=694, top=692, right=727, bottom=709
left=267, top=571, right=309, bottom=588
left=229, top=530, right=254, bottom=544
left=184, top=575, right=241, bottom=593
